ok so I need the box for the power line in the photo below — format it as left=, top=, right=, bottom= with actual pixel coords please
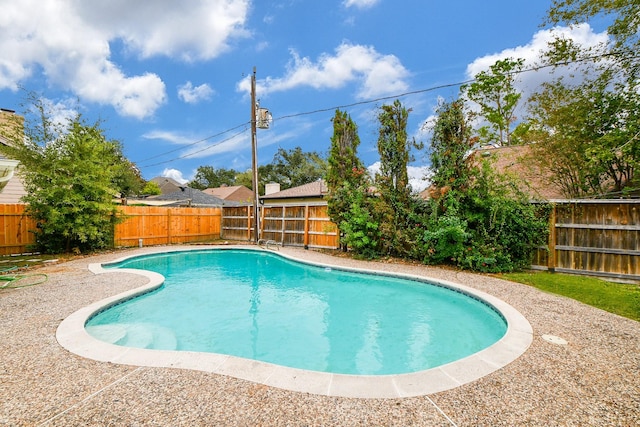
left=136, top=121, right=250, bottom=164
left=137, top=49, right=639, bottom=169
left=273, top=50, right=640, bottom=122
left=139, top=126, right=250, bottom=168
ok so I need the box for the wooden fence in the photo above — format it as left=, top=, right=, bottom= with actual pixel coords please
left=0, top=204, right=36, bottom=255
left=114, top=206, right=221, bottom=247
left=2, top=201, right=638, bottom=281
left=0, top=204, right=222, bottom=254
left=221, top=204, right=339, bottom=249
left=531, top=200, right=639, bottom=281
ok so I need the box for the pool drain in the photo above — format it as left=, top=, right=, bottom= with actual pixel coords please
left=541, top=334, right=568, bottom=345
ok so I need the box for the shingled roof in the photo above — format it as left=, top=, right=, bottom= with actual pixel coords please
left=149, top=187, right=236, bottom=206
left=150, top=176, right=183, bottom=195
left=419, top=145, right=565, bottom=201
left=261, top=180, right=328, bottom=200
left=203, top=185, right=253, bottom=203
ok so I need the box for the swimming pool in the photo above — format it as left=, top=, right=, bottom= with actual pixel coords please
left=86, top=249, right=506, bottom=375
left=57, top=246, right=533, bottom=398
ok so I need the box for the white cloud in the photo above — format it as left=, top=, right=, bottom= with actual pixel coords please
left=162, top=168, right=189, bottom=184
left=0, top=0, right=250, bottom=119
left=237, top=42, right=410, bottom=99
left=343, top=0, right=381, bottom=9
left=73, top=0, right=250, bottom=62
left=178, top=82, right=215, bottom=104
left=367, top=162, right=431, bottom=193
left=465, top=24, right=610, bottom=102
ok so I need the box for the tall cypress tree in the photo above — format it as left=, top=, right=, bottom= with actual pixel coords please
left=326, top=109, right=366, bottom=233
left=375, top=100, right=422, bottom=255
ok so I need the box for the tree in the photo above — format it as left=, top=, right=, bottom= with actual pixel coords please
left=141, top=180, right=162, bottom=196
left=546, top=0, right=640, bottom=52
left=421, top=98, right=549, bottom=272
left=113, top=159, right=144, bottom=198
left=189, top=165, right=238, bottom=190
left=375, top=100, right=422, bottom=256
left=544, top=0, right=640, bottom=87
left=262, top=147, right=327, bottom=189
left=428, top=100, right=476, bottom=196
left=462, top=58, right=525, bottom=146
left=0, top=98, right=128, bottom=253
left=526, top=75, right=640, bottom=198
left=325, top=109, right=368, bottom=247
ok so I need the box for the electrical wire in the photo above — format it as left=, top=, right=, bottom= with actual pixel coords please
left=135, top=121, right=250, bottom=164
left=138, top=125, right=251, bottom=168
left=136, top=49, right=640, bottom=169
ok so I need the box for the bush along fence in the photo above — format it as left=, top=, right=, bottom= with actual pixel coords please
left=1, top=201, right=638, bottom=280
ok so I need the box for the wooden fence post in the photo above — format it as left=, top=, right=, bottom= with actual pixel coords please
left=247, top=205, right=251, bottom=241
left=303, top=205, right=310, bottom=247
left=548, top=203, right=556, bottom=272
left=166, top=209, right=170, bottom=244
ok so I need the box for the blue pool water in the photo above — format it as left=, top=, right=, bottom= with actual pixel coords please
left=86, top=249, right=507, bottom=375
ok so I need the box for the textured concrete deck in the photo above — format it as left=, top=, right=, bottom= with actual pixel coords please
left=1, top=245, right=638, bottom=426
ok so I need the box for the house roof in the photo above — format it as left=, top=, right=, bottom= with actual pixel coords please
left=203, top=185, right=253, bottom=203
left=148, top=187, right=239, bottom=207
left=420, top=145, right=565, bottom=201
left=149, top=176, right=183, bottom=195
left=477, top=145, right=564, bottom=200
left=261, top=180, right=328, bottom=200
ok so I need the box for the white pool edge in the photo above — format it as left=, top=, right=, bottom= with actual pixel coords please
left=56, top=245, right=533, bottom=399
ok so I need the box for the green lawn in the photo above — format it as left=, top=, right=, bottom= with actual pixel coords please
left=501, top=271, right=640, bottom=322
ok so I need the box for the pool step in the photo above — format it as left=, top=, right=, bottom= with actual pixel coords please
left=86, top=323, right=178, bottom=350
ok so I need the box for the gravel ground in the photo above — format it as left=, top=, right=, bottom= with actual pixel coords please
left=1, top=245, right=638, bottom=426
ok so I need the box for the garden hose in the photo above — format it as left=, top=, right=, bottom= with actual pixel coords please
left=0, top=265, right=49, bottom=289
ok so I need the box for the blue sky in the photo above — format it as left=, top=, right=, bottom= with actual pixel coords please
left=0, top=0, right=610, bottom=191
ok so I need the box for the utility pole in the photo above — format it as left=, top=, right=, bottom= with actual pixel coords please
left=250, top=67, right=259, bottom=243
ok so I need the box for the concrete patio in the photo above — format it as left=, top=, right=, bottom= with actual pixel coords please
left=1, top=245, right=638, bottom=426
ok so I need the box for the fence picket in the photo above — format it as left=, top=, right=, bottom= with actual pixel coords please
left=2, top=201, right=638, bottom=280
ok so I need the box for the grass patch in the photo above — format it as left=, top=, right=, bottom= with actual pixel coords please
left=0, top=253, right=63, bottom=271
left=501, top=271, right=640, bottom=322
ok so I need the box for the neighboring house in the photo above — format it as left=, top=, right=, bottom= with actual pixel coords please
left=420, top=145, right=565, bottom=201
left=149, top=176, right=183, bottom=195
left=147, top=187, right=236, bottom=207
left=203, top=185, right=253, bottom=203
left=0, top=108, right=27, bottom=204
left=477, top=145, right=563, bottom=200
left=260, top=180, right=328, bottom=205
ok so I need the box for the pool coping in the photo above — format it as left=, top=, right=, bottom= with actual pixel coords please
left=56, top=245, right=533, bottom=399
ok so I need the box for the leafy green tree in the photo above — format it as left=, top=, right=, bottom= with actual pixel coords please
left=141, top=180, right=162, bottom=196
left=546, top=0, right=640, bottom=53
left=429, top=100, right=476, bottom=195
left=235, top=169, right=254, bottom=190
left=189, top=165, right=238, bottom=190
left=338, top=181, right=381, bottom=259
left=0, top=98, right=127, bottom=253
left=325, top=109, right=368, bottom=248
left=375, top=100, right=422, bottom=256
left=462, top=58, right=525, bottom=146
left=262, top=147, right=327, bottom=190
left=422, top=98, right=549, bottom=272
left=113, top=160, right=144, bottom=198
left=526, top=75, right=640, bottom=197
left=544, top=0, right=640, bottom=96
